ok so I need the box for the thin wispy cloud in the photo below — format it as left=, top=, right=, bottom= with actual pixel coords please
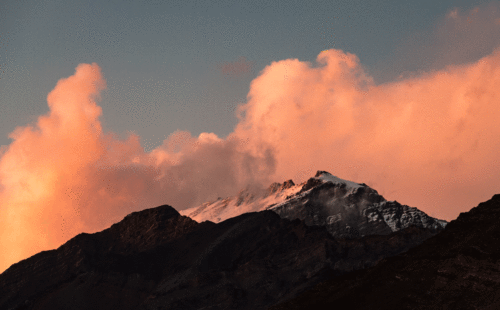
left=218, top=56, right=254, bottom=77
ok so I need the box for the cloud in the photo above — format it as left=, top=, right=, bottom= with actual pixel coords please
left=447, top=8, right=459, bottom=19
left=218, top=56, right=254, bottom=77
left=0, top=63, right=274, bottom=273
left=234, top=46, right=500, bottom=226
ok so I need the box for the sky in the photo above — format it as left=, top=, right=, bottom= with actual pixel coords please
left=0, top=0, right=500, bottom=273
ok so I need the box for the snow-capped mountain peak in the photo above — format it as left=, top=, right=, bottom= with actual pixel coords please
left=180, top=170, right=447, bottom=238
left=313, top=170, right=364, bottom=189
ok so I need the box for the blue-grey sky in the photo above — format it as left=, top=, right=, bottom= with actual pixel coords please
left=0, top=0, right=495, bottom=151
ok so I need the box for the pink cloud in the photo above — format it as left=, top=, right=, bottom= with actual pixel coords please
left=234, top=46, right=500, bottom=225
left=0, top=63, right=274, bottom=273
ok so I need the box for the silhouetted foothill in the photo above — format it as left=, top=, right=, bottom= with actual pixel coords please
left=0, top=202, right=441, bottom=310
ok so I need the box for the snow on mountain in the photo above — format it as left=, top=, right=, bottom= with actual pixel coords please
left=314, top=171, right=363, bottom=189
left=180, top=170, right=447, bottom=238
left=180, top=179, right=302, bottom=223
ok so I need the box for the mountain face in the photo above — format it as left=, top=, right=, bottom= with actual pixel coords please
left=181, top=171, right=447, bottom=238
left=272, top=194, right=500, bottom=310
left=0, top=204, right=440, bottom=310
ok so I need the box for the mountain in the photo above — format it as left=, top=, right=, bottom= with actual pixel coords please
left=271, top=194, right=500, bottom=310
left=181, top=171, right=447, bottom=238
left=0, top=204, right=440, bottom=310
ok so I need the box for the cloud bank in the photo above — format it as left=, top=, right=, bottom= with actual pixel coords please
left=234, top=47, right=500, bottom=222
left=0, top=64, right=274, bottom=273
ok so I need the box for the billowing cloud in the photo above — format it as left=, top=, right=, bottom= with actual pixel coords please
left=234, top=46, right=500, bottom=224
left=218, top=56, right=254, bottom=77
left=0, top=63, right=274, bottom=273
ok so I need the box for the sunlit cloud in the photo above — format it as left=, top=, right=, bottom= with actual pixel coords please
left=0, top=63, right=274, bottom=273
left=234, top=46, right=500, bottom=223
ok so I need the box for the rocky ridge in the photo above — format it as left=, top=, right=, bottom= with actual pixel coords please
left=181, top=171, right=447, bottom=238
left=0, top=204, right=440, bottom=310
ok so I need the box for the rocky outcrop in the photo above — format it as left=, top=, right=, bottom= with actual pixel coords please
left=271, top=194, right=500, bottom=310
left=265, top=180, right=295, bottom=197
left=0, top=204, right=440, bottom=310
left=267, top=171, right=446, bottom=239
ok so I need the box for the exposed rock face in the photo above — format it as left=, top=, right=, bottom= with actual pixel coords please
left=266, top=179, right=295, bottom=197
left=181, top=171, right=447, bottom=238
left=0, top=204, right=440, bottom=310
left=272, top=194, right=500, bottom=310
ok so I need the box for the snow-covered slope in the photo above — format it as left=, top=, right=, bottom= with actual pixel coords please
left=180, top=171, right=447, bottom=238
left=180, top=179, right=301, bottom=223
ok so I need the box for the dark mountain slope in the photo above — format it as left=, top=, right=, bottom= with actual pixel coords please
left=0, top=205, right=199, bottom=310
left=272, top=194, right=500, bottom=310
left=0, top=204, right=440, bottom=310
